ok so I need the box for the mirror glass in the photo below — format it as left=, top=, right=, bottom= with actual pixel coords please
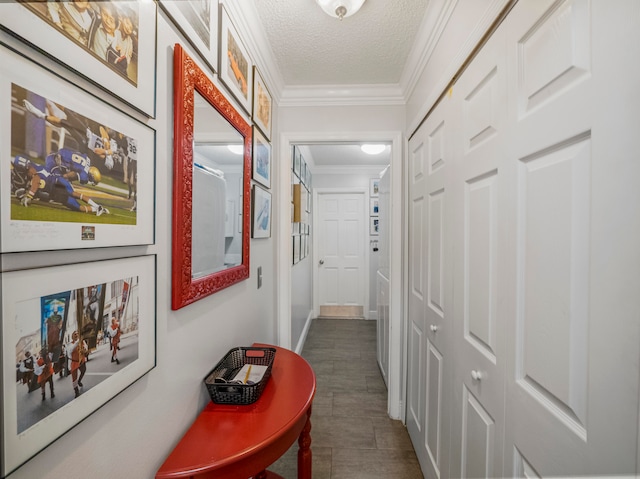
left=192, top=91, right=244, bottom=278
left=171, top=44, right=251, bottom=310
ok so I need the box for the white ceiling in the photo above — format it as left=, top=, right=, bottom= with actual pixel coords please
left=253, top=0, right=429, bottom=86
left=252, top=0, right=429, bottom=167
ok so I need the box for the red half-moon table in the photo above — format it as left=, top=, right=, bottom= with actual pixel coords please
left=156, top=344, right=316, bottom=479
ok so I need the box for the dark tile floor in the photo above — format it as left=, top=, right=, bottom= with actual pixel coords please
left=269, top=318, right=423, bottom=479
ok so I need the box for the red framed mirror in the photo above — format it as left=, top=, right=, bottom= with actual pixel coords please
left=172, top=44, right=251, bottom=310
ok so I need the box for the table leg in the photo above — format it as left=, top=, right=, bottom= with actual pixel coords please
left=297, top=406, right=312, bottom=479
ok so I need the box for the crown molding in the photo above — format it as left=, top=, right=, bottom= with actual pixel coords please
left=279, top=84, right=406, bottom=107
left=312, top=164, right=390, bottom=176
left=400, top=0, right=458, bottom=99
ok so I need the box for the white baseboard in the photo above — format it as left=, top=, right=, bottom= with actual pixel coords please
left=295, top=310, right=314, bottom=355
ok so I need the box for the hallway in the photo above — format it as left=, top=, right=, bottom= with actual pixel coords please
left=270, top=318, right=422, bottom=478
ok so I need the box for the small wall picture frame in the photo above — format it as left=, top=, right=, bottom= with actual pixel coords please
left=218, top=3, right=252, bottom=113
left=159, top=0, right=218, bottom=74
left=252, top=184, right=271, bottom=238
left=252, top=126, right=271, bottom=189
left=370, top=217, right=379, bottom=236
left=370, top=178, right=380, bottom=197
left=370, top=198, right=379, bottom=216
left=252, top=66, right=272, bottom=140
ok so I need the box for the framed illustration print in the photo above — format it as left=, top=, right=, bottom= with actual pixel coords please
left=252, top=184, right=271, bottom=238
left=1, top=255, right=156, bottom=477
left=218, top=4, right=252, bottom=113
left=0, top=43, right=155, bottom=253
left=370, top=217, right=379, bottom=235
left=293, top=235, right=300, bottom=264
left=159, top=0, right=218, bottom=74
left=252, top=66, right=272, bottom=140
left=252, top=126, right=271, bottom=188
left=370, top=178, right=380, bottom=197
left=0, top=1, right=157, bottom=117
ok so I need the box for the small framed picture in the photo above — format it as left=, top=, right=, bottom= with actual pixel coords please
left=252, top=184, right=271, bottom=238
left=0, top=1, right=157, bottom=116
left=159, top=0, right=218, bottom=74
left=370, top=198, right=379, bottom=216
left=293, top=146, right=301, bottom=178
left=1, top=255, right=156, bottom=477
left=252, top=126, right=271, bottom=189
left=293, top=235, right=300, bottom=264
left=252, top=66, right=272, bottom=140
left=218, top=4, right=252, bottom=113
left=370, top=217, right=379, bottom=236
left=370, top=178, right=380, bottom=197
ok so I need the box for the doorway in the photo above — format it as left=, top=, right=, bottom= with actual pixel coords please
left=277, top=132, right=405, bottom=420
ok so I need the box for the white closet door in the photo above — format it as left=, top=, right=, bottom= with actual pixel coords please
left=407, top=98, right=454, bottom=479
left=449, top=24, right=508, bottom=479
left=503, top=0, right=640, bottom=475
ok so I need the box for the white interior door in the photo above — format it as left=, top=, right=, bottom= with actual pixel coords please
left=316, top=191, right=366, bottom=311
left=448, top=24, right=508, bottom=479
left=407, top=98, right=453, bottom=479
left=503, top=0, right=640, bottom=475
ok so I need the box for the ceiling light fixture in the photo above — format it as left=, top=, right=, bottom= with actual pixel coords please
left=227, top=144, right=243, bottom=155
left=361, top=144, right=386, bottom=155
left=316, top=0, right=366, bottom=20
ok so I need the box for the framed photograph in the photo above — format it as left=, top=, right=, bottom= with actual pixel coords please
left=159, top=0, right=218, bottom=74
left=370, top=217, right=379, bottom=236
left=370, top=198, right=379, bottom=216
left=0, top=1, right=157, bottom=117
left=252, top=184, right=271, bottom=239
left=1, top=44, right=155, bottom=253
left=252, top=66, right=272, bottom=140
left=293, top=235, right=300, bottom=264
left=293, top=146, right=301, bottom=178
left=370, top=178, right=380, bottom=197
left=1, top=255, right=156, bottom=477
left=218, top=4, right=252, bottom=114
left=252, top=126, right=271, bottom=189
left=300, top=159, right=307, bottom=186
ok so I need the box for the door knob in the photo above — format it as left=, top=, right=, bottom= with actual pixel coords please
left=319, top=259, right=324, bottom=265
left=471, top=370, right=483, bottom=381
left=430, top=325, right=438, bottom=332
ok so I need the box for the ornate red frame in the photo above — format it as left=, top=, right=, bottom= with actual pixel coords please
left=172, top=44, right=252, bottom=310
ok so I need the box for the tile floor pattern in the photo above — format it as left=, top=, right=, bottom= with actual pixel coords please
left=268, top=318, right=423, bottom=479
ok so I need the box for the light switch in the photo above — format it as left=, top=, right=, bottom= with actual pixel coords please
left=257, top=266, right=262, bottom=289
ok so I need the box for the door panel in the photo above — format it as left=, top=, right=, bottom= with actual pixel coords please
left=450, top=21, right=507, bottom=479
left=407, top=98, right=453, bottom=479
left=317, top=193, right=365, bottom=308
left=504, top=0, right=640, bottom=475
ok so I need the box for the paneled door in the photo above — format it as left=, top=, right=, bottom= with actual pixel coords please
left=503, top=0, right=640, bottom=476
left=448, top=24, right=509, bottom=479
left=406, top=98, right=453, bottom=479
left=316, top=192, right=366, bottom=313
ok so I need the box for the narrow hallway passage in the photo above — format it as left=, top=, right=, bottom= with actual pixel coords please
left=270, top=319, right=422, bottom=478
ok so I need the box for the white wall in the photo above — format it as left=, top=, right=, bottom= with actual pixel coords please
left=8, top=11, right=277, bottom=479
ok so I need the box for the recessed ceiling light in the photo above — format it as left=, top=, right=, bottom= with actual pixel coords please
left=361, top=144, right=386, bottom=155
left=227, top=145, right=243, bottom=155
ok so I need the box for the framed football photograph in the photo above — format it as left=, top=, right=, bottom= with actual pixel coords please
left=159, top=0, right=218, bottom=74
left=0, top=1, right=157, bottom=117
left=218, top=3, right=252, bottom=114
left=0, top=42, right=155, bottom=253
left=1, top=255, right=157, bottom=478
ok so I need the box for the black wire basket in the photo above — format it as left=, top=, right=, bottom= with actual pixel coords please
left=203, top=347, right=276, bottom=405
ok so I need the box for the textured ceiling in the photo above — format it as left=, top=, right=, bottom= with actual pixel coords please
left=253, top=0, right=429, bottom=86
